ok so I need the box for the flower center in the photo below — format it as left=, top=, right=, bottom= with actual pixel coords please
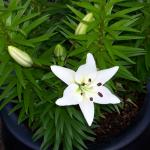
left=77, top=78, right=93, bottom=96
left=76, top=78, right=103, bottom=101
left=79, top=83, right=92, bottom=94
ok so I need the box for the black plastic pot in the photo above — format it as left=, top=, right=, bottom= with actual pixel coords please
left=0, top=104, right=40, bottom=150
left=1, top=83, right=150, bottom=150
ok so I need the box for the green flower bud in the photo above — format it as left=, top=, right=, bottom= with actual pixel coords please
left=8, top=46, right=33, bottom=67
left=75, top=12, right=94, bottom=35
left=54, top=44, right=66, bottom=58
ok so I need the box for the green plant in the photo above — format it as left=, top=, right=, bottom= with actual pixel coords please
left=0, top=0, right=149, bottom=150
left=135, top=0, right=150, bottom=81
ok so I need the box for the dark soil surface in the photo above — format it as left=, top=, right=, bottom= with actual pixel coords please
left=94, top=92, right=144, bottom=143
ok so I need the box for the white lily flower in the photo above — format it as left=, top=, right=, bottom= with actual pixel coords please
left=51, top=53, right=120, bottom=126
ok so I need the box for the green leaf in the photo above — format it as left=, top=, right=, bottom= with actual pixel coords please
left=28, top=33, right=52, bottom=43
left=18, top=107, right=27, bottom=123
left=0, top=79, right=16, bottom=101
left=42, top=72, right=55, bottom=80
left=109, top=17, right=139, bottom=30
left=33, top=127, right=44, bottom=141
left=108, top=6, right=143, bottom=19
left=23, top=87, right=31, bottom=113
left=105, top=0, right=126, bottom=15
left=114, top=35, right=144, bottom=40
left=0, top=65, right=13, bottom=86
left=23, top=15, right=49, bottom=34
left=117, top=66, right=139, bottom=82
left=0, top=89, right=17, bottom=110
left=17, top=0, right=31, bottom=16
left=73, top=131, right=87, bottom=149
left=67, top=5, right=84, bottom=19
left=72, top=1, right=98, bottom=13
left=0, top=36, right=5, bottom=52
left=12, top=13, right=40, bottom=27
left=104, top=39, right=115, bottom=60
left=0, top=0, right=4, bottom=6
left=15, top=64, right=26, bottom=88
left=33, top=86, right=44, bottom=101
left=112, top=45, right=146, bottom=57
left=8, top=103, right=22, bottom=115
left=113, top=104, right=120, bottom=114
left=63, top=17, right=77, bottom=30
left=64, top=128, right=73, bottom=150
left=13, top=37, right=35, bottom=47
left=41, top=124, right=54, bottom=150
left=107, top=26, right=140, bottom=33
left=17, top=80, right=22, bottom=102
left=12, top=0, right=32, bottom=25
left=113, top=49, right=135, bottom=64
left=24, top=69, right=41, bottom=90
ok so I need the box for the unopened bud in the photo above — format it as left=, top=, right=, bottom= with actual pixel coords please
left=54, top=44, right=66, bottom=58
left=75, top=12, right=94, bottom=35
left=8, top=46, right=33, bottom=67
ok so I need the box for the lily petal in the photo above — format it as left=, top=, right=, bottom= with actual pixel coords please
left=94, top=66, right=119, bottom=85
left=86, top=53, right=96, bottom=70
left=56, top=84, right=82, bottom=106
left=79, top=100, right=94, bottom=126
left=93, top=86, right=120, bottom=104
left=75, top=53, right=97, bottom=84
left=51, top=65, right=75, bottom=85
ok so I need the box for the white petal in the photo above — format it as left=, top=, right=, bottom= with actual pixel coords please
left=51, top=65, right=75, bottom=85
left=56, top=84, right=82, bottom=106
left=86, top=53, right=96, bottom=70
left=79, top=100, right=94, bottom=126
left=75, top=53, right=97, bottom=84
left=94, top=66, right=119, bottom=85
left=75, top=64, right=97, bottom=84
left=93, top=86, right=120, bottom=104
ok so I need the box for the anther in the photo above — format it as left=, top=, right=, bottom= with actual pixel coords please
left=82, top=83, right=85, bottom=86
left=88, top=78, right=91, bottom=82
left=90, top=97, right=93, bottom=101
left=97, top=82, right=102, bottom=86
left=81, top=92, right=83, bottom=95
left=98, top=92, right=103, bottom=97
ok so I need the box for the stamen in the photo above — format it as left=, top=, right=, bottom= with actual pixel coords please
left=88, top=78, right=91, bottom=82
left=81, top=92, right=83, bottom=95
left=97, top=82, right=102, bottom=86
left=90, top=97, right=93, bottom=101
left=98, top=92, right=103, bottom=97
left=82, top=83, right=85, bottom=86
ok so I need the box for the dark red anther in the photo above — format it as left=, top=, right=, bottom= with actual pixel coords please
left=98, top=92, right=103, bottom=97
left=90, top=97, right=93, bottom=101
left=97, top=82, right=102, bottom=86
left=88, top=78, right=91, bottom=82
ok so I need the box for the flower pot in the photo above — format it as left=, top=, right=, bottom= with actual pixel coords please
left=0, top=104, right=40, bottom=150
left=1, top=83, right=150, bottom=150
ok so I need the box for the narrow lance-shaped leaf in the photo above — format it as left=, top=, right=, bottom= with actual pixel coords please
left=23, top=15, right=49, bottom=34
